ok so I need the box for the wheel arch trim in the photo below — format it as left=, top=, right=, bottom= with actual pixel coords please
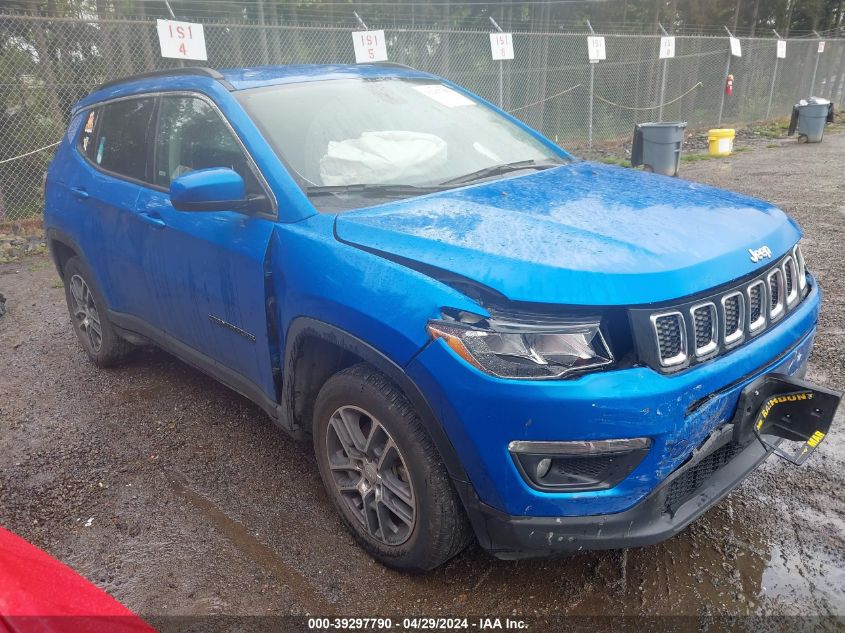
left=282, top=317, right=493, bottom=547
left=283, top=317, right=468, bottom=485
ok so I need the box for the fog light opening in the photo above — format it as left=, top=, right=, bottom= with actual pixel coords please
left=509, top=438, right=652, bottom=492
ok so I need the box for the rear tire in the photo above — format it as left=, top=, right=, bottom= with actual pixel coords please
left=313, top=364, right=472, bottom=572
left=63, top=256, right=131, bottom=367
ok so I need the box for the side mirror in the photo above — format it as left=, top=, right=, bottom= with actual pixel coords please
left=169, top=167, right=246, bottom=212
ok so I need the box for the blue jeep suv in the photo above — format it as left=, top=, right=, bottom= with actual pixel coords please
left=45, top=64, right=839, bottom=571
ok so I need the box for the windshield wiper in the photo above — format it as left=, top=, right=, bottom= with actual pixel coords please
left=305, top=183, right=447, bottom=197
left=438, top=159, right=565, bottom=187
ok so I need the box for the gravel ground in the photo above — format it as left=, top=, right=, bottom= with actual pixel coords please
left=1, top=132, right=844, bottom=627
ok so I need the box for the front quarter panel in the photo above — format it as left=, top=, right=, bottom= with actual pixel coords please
left=271, top=214, right=482, bottom=368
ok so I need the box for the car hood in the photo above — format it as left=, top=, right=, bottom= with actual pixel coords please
left=334, top=162, right=801, bottom=306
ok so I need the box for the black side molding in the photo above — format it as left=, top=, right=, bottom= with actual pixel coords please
left=92, top=67, right=235, bottom=94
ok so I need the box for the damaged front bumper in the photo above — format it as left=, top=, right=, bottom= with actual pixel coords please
left=474, top=372, right=840, bottom=560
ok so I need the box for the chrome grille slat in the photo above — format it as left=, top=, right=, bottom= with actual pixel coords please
left=690, top=302, right=717, bottom=357
left=784, top=256, right=798, bottom=306
left=721, top=291, right=745, bottom=347
left=640, top=252, right=808, bottom=371
left=768, top=269, right=785, bottom=321
left=794, top=245, right=807, bottom=291
left=748, top=280, right=766, bottom=332
left=651, top=311, right=687, bottom=367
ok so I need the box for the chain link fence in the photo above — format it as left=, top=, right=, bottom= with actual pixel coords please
left=1, top=13, right=843, bottom=221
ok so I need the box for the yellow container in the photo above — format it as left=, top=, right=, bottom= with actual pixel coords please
left=708, top=128, right=736, bottom=156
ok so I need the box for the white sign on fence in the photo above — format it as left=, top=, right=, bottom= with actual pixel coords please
left=659, top=36, right=675, bottom=59
left=777, top=40, right=787, bottom=59
left=818, top=41, right=826, bottom=53
left=587, top=36, right=606, bottom=63
left=156, top=19, right=207, bottom=61
left=729, top=36, right=742, bottom=57
left=352, top=30, right=388, bottom=63
left=489, top=33, right=514, bottom=60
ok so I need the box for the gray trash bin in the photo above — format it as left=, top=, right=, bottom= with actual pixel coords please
left=788, top=97, right=834, bottom=143
left=630, top=122, right=687, bottom=176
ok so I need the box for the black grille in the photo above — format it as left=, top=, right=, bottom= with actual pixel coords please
left=655, top=314, right=683, bottom=360
left=749, top=284, right=763, bottom=322
left=724, top=295, right=741, bottom=336
left=664, top=441, right=744, bottom=512
left=769, top=272, right=780, bottom=310
left=693, top=305, right=714, bottom=350
left=634, top=250, right=809, bottom=374
left=552, top=456, right=613, bottom=479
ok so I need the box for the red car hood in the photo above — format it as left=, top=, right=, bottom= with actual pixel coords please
left=0, top=527, right=155, bottom=633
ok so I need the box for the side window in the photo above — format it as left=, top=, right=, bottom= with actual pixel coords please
left=154, top=96, right=262, bottom=196
left=92, top=98, right=155, bottom=181
left=77, top=109, right=99, bottom=161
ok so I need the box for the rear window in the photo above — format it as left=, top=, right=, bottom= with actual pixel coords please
left=77, top=110, right=98, bottom=161
left=88, top=98, right=155, bottom=182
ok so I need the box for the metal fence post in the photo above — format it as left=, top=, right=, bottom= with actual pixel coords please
left=810, top=31, right=822, bottom=96
left=658, top=23, right=669, bottom=121
left=489, top=16, right=504, bottom=108
left=766, top=30, right=782, bottom=120
left=587, top=21, right=595, bottom=149
left=717, top=26, right=735, bottom=126
left=161, top=0, right=184, bottom=68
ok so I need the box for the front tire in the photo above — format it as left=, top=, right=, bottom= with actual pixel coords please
left=63, top=256, right=130, bottom=367
left=313, top=364, right=472, bottom=572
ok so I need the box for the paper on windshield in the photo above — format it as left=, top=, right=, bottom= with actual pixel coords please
left=319, top=131, right=448, bottom=186
left=413, top=84, right=476, bottom=108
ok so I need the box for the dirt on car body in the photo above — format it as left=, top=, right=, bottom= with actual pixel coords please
left=1, top=132, right=844, bottom=625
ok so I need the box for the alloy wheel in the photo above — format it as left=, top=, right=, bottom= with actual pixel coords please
left=325, top=405, right=417, bottom=545
left=69, top=274, right=102, bottom=353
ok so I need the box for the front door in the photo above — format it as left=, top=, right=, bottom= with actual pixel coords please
left=134, top=94, right=278, bottom=401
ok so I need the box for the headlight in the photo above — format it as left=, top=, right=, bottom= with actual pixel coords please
left=427, top=311, right=613, bottom=379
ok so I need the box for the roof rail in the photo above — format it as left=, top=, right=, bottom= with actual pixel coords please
left=92, top=67, right=234, bottom=94
left=364, top=61, right=418, bottom=71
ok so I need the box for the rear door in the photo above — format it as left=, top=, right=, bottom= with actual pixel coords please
left=64, top=97, right=158, bottom=316
left=133, top=94, right=278, bottom=400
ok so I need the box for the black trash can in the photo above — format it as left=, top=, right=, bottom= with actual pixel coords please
left=631, top=122, right=687, bottom=176
left=788, top=97, right=834, bottom=143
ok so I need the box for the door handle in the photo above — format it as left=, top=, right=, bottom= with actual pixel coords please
left=138, top=211, right=166, bottom=229
left=70, top=186, right=89, bottom=200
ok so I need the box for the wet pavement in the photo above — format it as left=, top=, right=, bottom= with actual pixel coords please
left=1, top=132, right=844, bottom=625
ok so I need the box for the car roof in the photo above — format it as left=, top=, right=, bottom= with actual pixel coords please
left=78, top=63, right=438, bottom=110
left=220, top=63, right=435, bottom=89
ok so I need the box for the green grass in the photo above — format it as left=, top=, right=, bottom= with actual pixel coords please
left=596, top=156, right=632, bottom=168
left=767, top=143, right=779, bottom=148
left=750, top=119, right=790, bottom=139
left=51, top=279, right=64, bottom=289
left=681, top=152, right=724, bottom=163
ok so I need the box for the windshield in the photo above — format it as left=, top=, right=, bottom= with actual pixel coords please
left=236, top=77, right=567, bottom=211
